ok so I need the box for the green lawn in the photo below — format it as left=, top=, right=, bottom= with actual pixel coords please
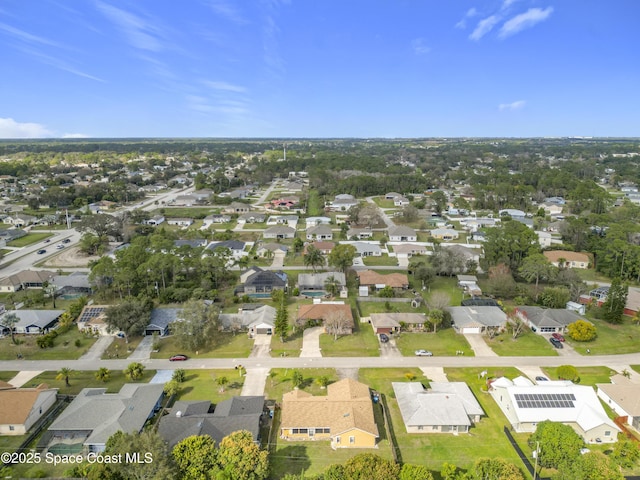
left=0, top=371, right=18, bottom=382
left=25, top=369, right=157, bottom=395
left=0, top=329, right=97, bottom=360
left=150, top=332, right=253, bottom=359
left=565, top=316, right=640, bottom=355
left=0, top=433, right=28, bottom=454
left=270, top=330, right=303, bottom=357
left=101, top=335, right=145, bottom=359
left=263, top=368, right=339, bottom=402
left=486, top=329, right=559, bottom=356
left=541, top=366, right=616, bottom=386
left=362, top=255, right=398, bottom=267
left=175, top=369, right=244, bottom=402
left=319, top=323, right=380, bottom=357
left=395, top=328, right=474, bottom=357
left=426, top=277, right=464, bottom=305
left=6, top=232, right=52, bottom=247
left=154, top=207, right=213, bottom=219
left=357, top=300, right=422, bottom=317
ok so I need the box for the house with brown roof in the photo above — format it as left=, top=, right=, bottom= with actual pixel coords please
left=357, top=270, right=409, bottom=292
left=280, top=378, right=378, bottom=448
left=543, top=251, right=590, bottom=269
left=0, top=270, right=56, bottom=293
left=296, top=303, right=354, bottom=334
left=0, top=383, right=58, bottom=435
left=304, top=241, right=335, bottom=255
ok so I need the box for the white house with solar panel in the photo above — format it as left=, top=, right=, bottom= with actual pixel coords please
left=490, top=376, right=620, bottom=444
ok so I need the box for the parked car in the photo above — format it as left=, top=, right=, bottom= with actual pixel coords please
left=552, top=333, right=565, bottom=342
left=169, top=354, right=189, bottom=362
left=37, top=249, right=47, bottom=254
left=414, top=349, right=433, bottom=356
left=535, top=376, right=549, bottom=382
left=549, top=337, right=563, bottom=349
left=379, top=333, right=389, bottom=343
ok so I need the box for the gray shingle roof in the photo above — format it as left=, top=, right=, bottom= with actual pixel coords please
left=147, top=308, right=182, bottom=330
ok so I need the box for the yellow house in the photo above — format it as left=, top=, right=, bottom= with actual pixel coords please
left=280, top=378, right=379, bottom=449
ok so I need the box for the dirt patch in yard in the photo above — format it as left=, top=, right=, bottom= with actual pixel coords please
left=42, top=246, right=102, bottom=268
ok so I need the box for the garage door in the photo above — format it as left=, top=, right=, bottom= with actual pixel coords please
left=462, top=327, right=482, bottom=334
left=257, top=328, right=272, bottom=335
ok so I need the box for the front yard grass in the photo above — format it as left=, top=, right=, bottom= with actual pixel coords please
left=150, top=332, right=253, bottom=359
left=541, top=365, right=616, bottom=386
left=486, top=329, right=559, bottom=356
left=565, top=316, right=640, bottom=355
left=362, top=255, right=398, bottom=267
left=263, top=368, right=339, bottom=402
left=6, top=232, right=52, bottom=247
left=175, top=369, right=244, bottom=403
left=101, top=335, right=145, bottom=359
left=0, top=329, right=97, bottom=360
left=0, top=371, right=18, bottom=382
left=319, top=322, right=380, bottom=357
left=395, top=328, right=474, bottom=357
left=25, top=369, right=157, bottom=395
left=270, top=329, right=303, bottom=358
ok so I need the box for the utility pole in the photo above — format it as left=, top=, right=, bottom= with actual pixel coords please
left=533, top=441, right=540, bottom=480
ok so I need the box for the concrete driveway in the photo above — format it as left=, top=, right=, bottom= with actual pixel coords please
left=271, top=250, right=286, bottom=268
left=79, top=335, right=114, bottom=361
left=129, top=335, right=154, bottom=360
left=463, top=333, right=497, bottom=357
left=249, top=334, right=272, bottom=358
left=379, top=336, right=402, bottom=357
left=241, top=367, right=270, bottom=396
left=300, top=327, right=323, bottom=358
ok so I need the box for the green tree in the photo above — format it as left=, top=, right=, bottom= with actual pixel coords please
left=328, top=244, right=357, bottom=273
left=2, top=312, right=19, bottom=344
left=324, top=275, right=341, bottom=297
left=292, top=237, right=304, bottom=256
left=399, top=463, right=433, bottom=480
left=172, top=368, right=186, bottom=383
left=216, top=376, right=229, bottom=393
left=171, top=299, right=219, bottom=351
left=123, top=362, right=145, bottom=381
left=430, top=191, right=448, bottom=214
left=378, top=285, right=395, bottom=298
left=539, top=286, right=571, bottom=308
left=291, top=370, right=304, bottom=389
left=104, top=430, right=177, bottom=480
left=172, top=434, right=220, bottom=480
left=316, top=375, right=331, bottom=389
left=557, top=451, right=624, bottom=480
left=440, top=463, right=458, bottom=480
left=482, top=221, right=539, bottom=272
left=56, top=367, right=75, bottom=387
left=556, top=364, right=579, bottom=382
left=473, top=458, right=523, bottom=480
left=217, top=430, right=269, bottom=480
left=164, top=379, right=181, bottom=397
left=601, top=277, right=628, bottom=324
left=105, top=297, right=153, bottom=341
left=79, top=232, right=107, bottom=255
left=274, top=300, right=289, bottom=342
left=95, top=367, right=111, bottom=383
left=519, top=254, right=555, bottom=300
left=429, top=309, right=444, bottom=333
left=528, top=420, right=583, bottom=468
left=342, top=453, right=400, bottom=480
left=567, top=320, right=597, bottom=341
left=611, top=437, right=640, bottom=468
left=303, top=244, right=325, bottom=272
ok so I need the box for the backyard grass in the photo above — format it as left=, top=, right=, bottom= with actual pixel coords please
left=395, top=328, right=474, bottom=357
left=565, top=316, right=640, bottom=355
left=362, top=255, right=398, bottom=267
left=101, top=335, right=145, bottom=359
left=0, top=433, right=28, bottom=454
left=357, top=300, right=421, bottom=317
left=154, top=207, right=213, bottom=219
left=25, top=369, right=157, bottom=395
left=6, top=232, right=52, bottom=247
left=486, top=329, right=559, bottom=356
left=175, top=369, right=244, bottom=403
left=540, top=365, right=617, bottom=386
left=150, top=332, right=253, bottom=359
left=263, top=368, right=339, bottom=402
left=0, top=329, right=97, bottom=360
left=319, top=322, right=380, bottom=357
left=426, top=277, right=464, bottom=305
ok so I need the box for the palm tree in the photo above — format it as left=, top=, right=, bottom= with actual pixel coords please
left=123, top=362, right=145, bottom=381
left=56, top=367, right=75, bottom=387
left=216, top=376, right=229, bottom=392
left=95, top=367, right=111, bottom=383
left=303, top=245, right=325, bottom=272
left=324, top=275, right=340, bottom=297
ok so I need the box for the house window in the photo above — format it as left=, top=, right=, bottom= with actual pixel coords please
left=308, top=429, right=315, bottom=437
left=9, top=426, right=15, bottom=431
left=418, top=426, right=424, bottom=431
left=336, top=437, right=341, bottom=444
left=605, top=431, right=611, bottom=436
left=349, top=436, right=355, bottom=444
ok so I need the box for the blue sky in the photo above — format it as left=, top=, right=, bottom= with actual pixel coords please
left=0, top=1, right=638, bottom=138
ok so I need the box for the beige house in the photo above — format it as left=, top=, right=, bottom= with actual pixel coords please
left=0, top=383, right=58, bottom=435
left=543, top=251, right=590, bottom=269
left=597, top=375, right=640, bottom=432
left=280, top=378, right=378, bottom=448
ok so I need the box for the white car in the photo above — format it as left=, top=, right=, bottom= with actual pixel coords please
left=414, top=349, right=433, bottom=357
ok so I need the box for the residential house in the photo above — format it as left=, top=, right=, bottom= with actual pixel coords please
left=51, top=272, right=93, bottom=297
left=499, top=209, right=526, bottom=219
left=393, top=196, right=410, bottom=207
left=536, top=231, right=553, bottom=248
left=202, top=214, right=231, bottom=228
left=368, top=313, right=402, bottom=335
left=347, top=227, right=373, bottom=240
left=543, top=251, right=590, bottom=269
left=448, top=306, right=507, bottom=334
left=3, top=213, right=37, bottom=227
left=1, top=310, right=63, bottom=334
left=280, top=378, right=378, bottom=448
left=166, top=218, right=194, bottom=227
left=306, top=224, right=333, bottom=241
left=191, top=189, right=214, bottom=202
left=597, top=375, right=640, bottom=432
left=269, top=196, right=299, bottom=210
left=393, top=382, right=484, bottom=434
left=357, top=270, right=409, bottom=292
left=146, top=215, right=165, bottom=226
left=174, top=239, right=207, bottom=249
left=490, top=376, right=620, bottom=444
left=352, top=242, right=382, bottom=257
left=263, top=226, right=296, bottom=240
left=392, top=243, right=428, bottom=258
left=76, top=305, right=110, bottom=335
left=145, top=308, right=181, bottom=336
left=385, top=192, right=402, bottom=200
left=304, top=241, right=334, bottom=255
left=207, top=240, right=246, bottom=260
left=446, top=245, right=481, bottom=270
left=158, top=396, right=265, bottom=448
left=0, top=270, right=55, bottom=293
left=256, top=243, right=288, bottom=258
left=326, top=194, right=358, bottom=212
left=266, top=215, right=299, bottom=228
left=238, top=212, right=266, bottom=224
left=47, top=384, right=164, bottom=453
left=305, top=216, right=331, bottom=228
left=239, top=267, right=264, bottom=284
left=237, top=270, right=288, bottom=296
left=173, top=194, right=198, bottom=206
left=515, top=306, right=584, bottom=334
left=296, top=303, right=354, bottom=334
left=430, top=228, right=459, bottom=241
left=298, top=272, right=346, bottom=292
left=0, top=383, right=58, bottom=435
left=223, top=202, right=251, bottom=214
left=220, top=304, right=276, bottom=337
left=456, top=274, right=481, bottom=296
left=541, top=202, right=563, bottom=216
left=388, top=226, right=417, bottom=242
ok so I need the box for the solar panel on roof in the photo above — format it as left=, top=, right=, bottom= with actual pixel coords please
left=514, top=393, right=575, bottom=409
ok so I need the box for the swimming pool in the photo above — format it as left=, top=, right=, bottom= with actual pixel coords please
left=301, top=291, right=327, bottom=298
left=247, top=293, right=273, bottom=299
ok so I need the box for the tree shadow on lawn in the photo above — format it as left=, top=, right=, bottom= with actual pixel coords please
left=275, top=445, right=311, bottom=477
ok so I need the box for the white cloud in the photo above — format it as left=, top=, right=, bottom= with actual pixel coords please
left=499, top=7, right=554, bottom=38
left=202, top=80, right=247, bottom=93
left=17, top=46, right=105, bottom=82
left=62, top=133, right=89, bottom=138
left=0, top=118, right=53, bottom=138
left=0, top=22, right=65, bottom=48
left=469, top=15, right=500, bottom=41
left=204, top=0, right=248, bottom=25
left=411, top=38, right=431, bottom=55
left=95, top=1, right=164, bottom=52
left=501, top=0, right=517, bottom=10
left=499, top=100, right=526, bottom=111
left=455, top=7, right=478, bottom=29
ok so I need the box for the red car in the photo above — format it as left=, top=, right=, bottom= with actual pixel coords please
left=169, top=354, right=189, bottom=362
left=552, top=333, right=565, bottom=342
